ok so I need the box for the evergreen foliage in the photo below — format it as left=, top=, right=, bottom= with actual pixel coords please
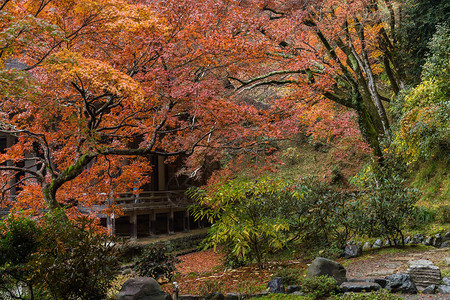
left=0, top=211, right=121, bottom=300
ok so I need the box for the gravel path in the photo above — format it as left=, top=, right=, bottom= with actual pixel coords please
left=344, top=246, right=450, bottom=299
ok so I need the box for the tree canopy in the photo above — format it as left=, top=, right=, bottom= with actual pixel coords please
left=0, top=0, right=447, bottom=213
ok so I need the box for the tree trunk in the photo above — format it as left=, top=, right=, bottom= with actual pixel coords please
left=42, top=153, right=95, bottom=212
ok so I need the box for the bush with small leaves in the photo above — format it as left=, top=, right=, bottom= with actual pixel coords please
left=36, top=210, right=122, bottom=300
left=330, top=289, right=403, bottom=299
left=301, top=275, right=338, bottom=299
left=0, top=213, right=42, bottom=299
left=272, top=267, right=302, bottom=285
left=134, top=242, right=180, bottom=281
left=0, top=210, right=121, bottom=300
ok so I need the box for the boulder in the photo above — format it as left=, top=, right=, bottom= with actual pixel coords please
left=413, top=234, right=424, bottom=244
left=224, top=293, right=240, bottom=300
left=373, top=278, right=388, bottom=288
left=440, top=241, right=450, bottom=248
left=179, top=296, right=201, bottom=300
left=206, top=293, right=224, bottom=300
left=422, top=284, right=436, bottom=294
left=438, top=285, right=450, bottom=294
left=443, top=277, right=450, bottom=285
left=372, top=239, right=382, bottom=248
left=306, top=257, right=347, bottom=285
left=340, top=282, right=381, bottom=293
left=286, top=285, right=301, bottom=294
left=267, top=277, right=285, bottom=293
left=117, top=277, right=166, bottom=300
left=433, top=233, right=442, bottom=247
left=248, top=292, right=269, bottom=298
left=444, top=231, right=450, bottom=241
left=348, top=278, right=387, bottom=288
left=385, top=274, right=417, bottom=294
left=362, top=242, right=372, bottom=251
left=404, top=236, right=412, bottom=244
left=344, top=244, right=362, bottom=259
left=424, top=236, right=434, bottom=246
left=406, top=260, right=441, bottom=291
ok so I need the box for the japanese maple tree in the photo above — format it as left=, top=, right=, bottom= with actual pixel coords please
left=0, top=0, right=288, bottom=213
left=222, top=0, right=406, bottom=157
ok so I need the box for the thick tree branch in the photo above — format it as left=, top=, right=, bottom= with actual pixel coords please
left=0, top=166, right=43, bottom=181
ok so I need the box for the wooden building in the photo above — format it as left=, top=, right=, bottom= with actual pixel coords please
left=0, top=133, right=205, bottom=238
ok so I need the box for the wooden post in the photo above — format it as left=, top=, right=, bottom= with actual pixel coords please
left=184, top=210, right=190, bottom=232
left=149, top=211, right=156, bottom=236
left=107, top=215, right=116, bottom=236
left=168, top=209, right=174, bottom=234
left=157, top=155, right=166, bottom=191
left=130, top=213, right=137, bottom=239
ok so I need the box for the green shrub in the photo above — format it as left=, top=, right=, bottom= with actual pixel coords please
left=272, top=267, right=302, bottom=285
left=409, top=206, right=436, bottom=228
left=134, top=242, right=180, bottom=281
left=0, top=213, right=42, bottom=298
left=189, top=178, right=292, bottom=268
left=353, top=166, right=419, bottom=245
left=252, top=294, right=310, bottom=300
left=191, top=177, right=361, bottom=268
left=36, top=211, right=121, bottom=300
left=440, top=205, right=450, bottom=223
left=301, top=275, right=338, bottom=299
left=330, top=289, right=403, bottom=299
left=0, top=210, right=121, bottom=300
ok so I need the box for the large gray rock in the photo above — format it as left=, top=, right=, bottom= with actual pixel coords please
left=206, top=293, right=224, bottom=300
left=306, top=257, right=347, bottom=285
left=433, top=233, right=443, bottom=247
left=443, top=277, right=450, bottom=285
left=224, top=293, right=240, bottom=300
left=372, top=239, right=382, bottom=248
left=117, top=277, right=166, bottom=300
left=424, top=236, right=434, bottom=246
left=340, top=282, right=381, bottom=293
left=267, top=277, right=285, bottom=293
left=385, top=274, right=417, bottom=294
left=348, top=278, right=387, bottom=288
left=444, top=231, right=450, bottom=241
left=286, top=285, right=301, bottom=294
left=438, top=285, right=450, bottom=294
left=179, top=296, right=201, bottom=300
left=413, top=234, right=424, bottom=244
left=440, top=241, right=450, bottom=248
left=423, top=285, right=436, bottom=294
left=362, top=242, right=372, bottom=251
left=406, top=260, right=441, bottom=291
left=344, top=244, right=362, bottom=259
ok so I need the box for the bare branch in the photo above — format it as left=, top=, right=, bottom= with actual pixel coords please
left=229, top=70, right=309, bottom=91
left=0, top=166, right=43, bottom=181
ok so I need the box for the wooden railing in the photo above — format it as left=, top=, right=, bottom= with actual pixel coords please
left=109, top=190, right=191, bottom=211
left=1, top=190, right=191, bottom=217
